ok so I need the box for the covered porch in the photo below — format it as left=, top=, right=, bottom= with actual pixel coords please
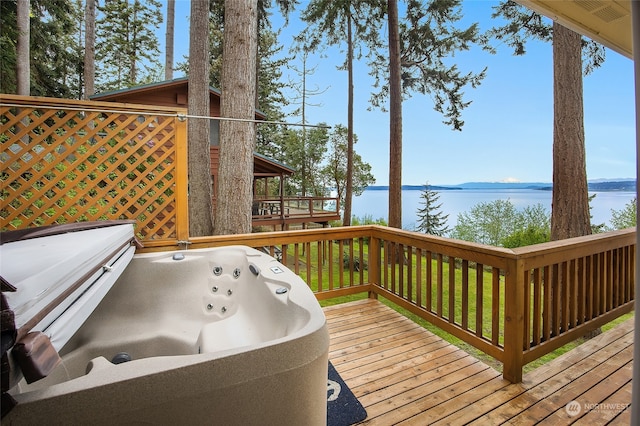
left=251, top=152, right=341, bottom=229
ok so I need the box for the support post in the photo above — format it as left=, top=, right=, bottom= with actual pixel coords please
left=174, top=111, right=189, bottom=243
left=630, top=1, right=640, bottom=424
left=502, top=257, right=525, bottom=383
left=368, top=231, right=381, bottom=299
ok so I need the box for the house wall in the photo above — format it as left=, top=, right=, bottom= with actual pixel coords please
left=105, top=86, right=222, bottom=117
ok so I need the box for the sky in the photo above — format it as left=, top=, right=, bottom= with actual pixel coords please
left=162, top=0, right=636, bottom=186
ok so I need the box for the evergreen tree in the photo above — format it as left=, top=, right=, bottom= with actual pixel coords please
left=298, top=0, right=385, bottom=226
left=284, top=49, right=329, bottom=197
left=214, top=0, right=259, bottom=235
left=164, top=0, right=175, bottom=80
left=415, top=182, right=449, bottom=236
left=254, top=29, right=291, bottom=160
left=84, top=0, right=96, bottom=98
left=96, top=0, right=163, bottom=91
left=485, top=1, right=607, bottom=241
left=282, top=126, right=329, bottom=197
left=1, top=0, right=79, bottom=97
left=187, top=0, right=214, bottom=237
left=321, top=125, right=376, bottom=222
left=176, top=2, right=291, bottom=163
left=365, top=0, right=487, bottom=229
left=16, top=0, right=29, bottom=95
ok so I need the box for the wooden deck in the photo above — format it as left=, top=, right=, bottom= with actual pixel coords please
left=324, top=299, right=633, bottom=425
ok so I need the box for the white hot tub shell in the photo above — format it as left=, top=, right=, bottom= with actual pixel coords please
left=2, top=241, right=329, bottom=425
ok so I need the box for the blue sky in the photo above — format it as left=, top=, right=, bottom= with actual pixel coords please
left=165, top=0, right=635, bottom=186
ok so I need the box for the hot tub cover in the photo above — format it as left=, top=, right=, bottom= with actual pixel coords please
left=0, top=221, right=139, bottom=416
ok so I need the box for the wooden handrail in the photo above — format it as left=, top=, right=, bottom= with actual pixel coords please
left=139, top=225, right=636, bottom=383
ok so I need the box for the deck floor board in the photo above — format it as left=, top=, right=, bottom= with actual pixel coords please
left=324, top=299, right=634, bottom=425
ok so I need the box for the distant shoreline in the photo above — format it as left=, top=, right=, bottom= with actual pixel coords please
left=365, top=180, right=636, bottom=192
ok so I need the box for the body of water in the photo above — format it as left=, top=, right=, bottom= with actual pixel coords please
left=351, top=188, right=636, bottom=231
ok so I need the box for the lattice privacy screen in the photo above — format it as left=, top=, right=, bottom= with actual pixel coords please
left=1, top=99, right=186, bottom=241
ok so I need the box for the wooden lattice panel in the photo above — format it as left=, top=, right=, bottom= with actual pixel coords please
left=1, top=98, right=186, bottom=241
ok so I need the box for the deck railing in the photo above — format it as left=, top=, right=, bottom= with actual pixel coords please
left=142, top=225, right=635, bottom=383
left=3, top=95, right=635, bottom=383
left=252, top=196, right=339, bottom=221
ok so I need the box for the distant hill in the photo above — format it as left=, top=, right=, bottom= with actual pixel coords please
left=455, top=182, right=550, bottom=190
left=365, top=180, right=636, bottom=192
left=588, top=180, right=636, bottom=191
left=367, top=185, right=462, bottom=191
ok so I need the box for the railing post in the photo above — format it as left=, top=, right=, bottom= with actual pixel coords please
left=503, top=256, right=525, bottom=383
left=368, top=231, right=381, bottom=299
left=174, top=112, right=189, bottom=242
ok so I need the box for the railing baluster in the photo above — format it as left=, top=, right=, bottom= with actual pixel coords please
left=398, top=244, right=405, bottom=298
left=293, top=243, right=300, bottom=275
left=391, top=243, right=397, bottom=294
left=577, top=257, right=585, bottom=326
left=349, top=240, right=355, bottom=288
left=475, top=263, right=483, bottom=338
left=306, top=241, right=311, bottom=288
left=627, top=245, right=634, bottom=301
left=491, top=267, right=500, bottom=346
left=585, top=255, right=593, bottom=321
left=437, top=253, right=444, bottom=317
left=461, top=260, right=469, bottom=330
left=317, top=240, right=323, bottom=293
left=448, top=256, right=455, bottom=323
left=328, top=240, right=334, bottom=291
left=552, top=264, right=560, bottom=336
left=281, top=244, right=288, bottom=267
left=383, top=241, right=389, bottom=291
left=532, top=268, right=541, bottom=347
left=407, top=246, right=413, bottom=302
left=416, top=249, right=423, bottom=308
left=338, top=239, right=344, bottom=288
left=359, top=238, right=365, bottom=286
left=561, top=261, right=569, bottom=332
left=595, top=253, right=606, bottom=316
left=569, top=259, right=577, bottom=329
left=426, top=251, right=433, bottom=312
left=523, top=269, right=530, bottom=350
left=543, top=265, right=551, bottom=342
left=609, top=249, right=615, bottom=309
left=613, top=249, right=618, bottom=307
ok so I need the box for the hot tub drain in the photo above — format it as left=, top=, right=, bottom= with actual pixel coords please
left=111, top=352, right=132, bottom=364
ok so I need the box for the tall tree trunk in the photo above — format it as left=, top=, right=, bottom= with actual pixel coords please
left=301, top=53, right=308, bottom=197
left=214, top=0, right=258, bottom=235
left=188, top=0, right=214, bottom=237
left=551, top=23, right=591, bottom=240
left=165, top=0, right=175, bottom=80
left=84, top=0, right=95, bottom=99
left=387, top=0, right=402, bottom=229
left=16, top=0, right=30, bottom=95
left=343, top=11, right=354, bottom=226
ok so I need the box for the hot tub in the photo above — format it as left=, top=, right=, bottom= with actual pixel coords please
left=3, top=242, right=329, bottom=424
